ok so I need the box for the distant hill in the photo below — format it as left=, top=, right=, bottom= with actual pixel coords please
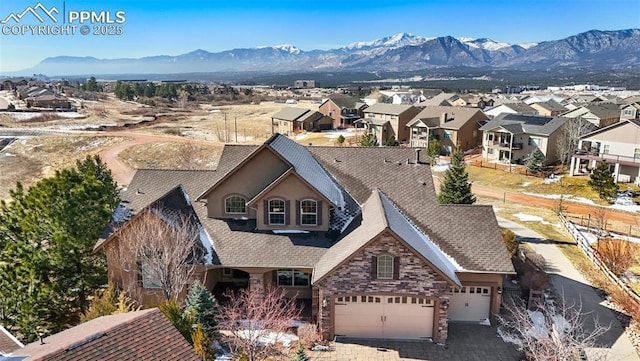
left=7, top=29, right=640, bottom=76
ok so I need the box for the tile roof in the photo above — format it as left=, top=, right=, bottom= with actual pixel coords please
left=0, top=326, right=23, bottom=356
left=363, top=103, right=416, bottom=116
left=479, top=113, right=567, bottom=136
left=11, top=309, right=200, bottom=361
left=407, top=106, right=487, bottom=130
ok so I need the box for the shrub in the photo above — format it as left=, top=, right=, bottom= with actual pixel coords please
left=596, top=238, right=635, bottom=276
left=296, top=323, right=321, bottom=349
left=501, top=228, right=518, bottom=258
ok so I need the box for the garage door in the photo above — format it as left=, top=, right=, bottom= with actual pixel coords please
left=334, top=295, right=434, bottom=339
left=448, top=286, right=491, bottom=322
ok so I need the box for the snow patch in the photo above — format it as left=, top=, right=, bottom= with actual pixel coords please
left=112, top=204, right=133, bottom=223
left=236, top=330, right=298, bottom=349
left=514, top=213, right=544, bottom=222
left=498, top=327, right=521, bottom=346
left=431, top=161, right=451, bottom=172
left=526, top=310, right=548, bottom=339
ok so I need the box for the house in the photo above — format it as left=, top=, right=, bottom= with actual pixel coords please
left=569, top=119, right=640, bottom=184
left=561, top=103, right=621, bottom=128
left=522, top=94, right=566, bottom=105
left=294, top=80, right=315, bottom=89
left=529, top=101, right=567, bottom=117
left=479, top=113, right=568, bottom=165
left=271, top=107, right=333, bottom=135
left=318, top=96, right=367, bottom=129
left=620, top=102, right=640, bottom=120
left=406, top=106, right=488, bottom=153
left=360, top=104, right=421, bottom=144
left=26, top=94, right=72, bottom=109
left=418, top=92, right=457, bottom=107
left=7, top=309, right=200, bottom=360
left=95, top=134, right=514, bottom=343
left=483, top=102, right=538, bottom=118
left=455, top=95, right=494, bottom=109
left=0, top=326, right=23, bottom=357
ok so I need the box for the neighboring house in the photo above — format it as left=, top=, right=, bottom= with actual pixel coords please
left=7, top=309, right=200, bottom=360
left=360, top=104, right=421, bottom=144
left=562, top=103, right=621, bottom=128
left=483, top=102, right=538, bottom=118
left=456, top=95, right=494, bottom=109
left=96, top=134, right=514, bottom=343
left=293, top=80, right=315, bottom=88
left=25, top=94, right=72, bottom=109
left=0, top=326, right=23, bottom=357
left=529, top=101, right=567, bottom=117
left=570, top=119, right=640, bottom=184
left=418, top=92, right=457, bottom=107
left=523, top=94, right=566, bottom=105
left=406, top=106, right=488, bottom=153
left=479, top=113, right=568, bottom=165
left=620, top=102, right=640, bottom=120
left=318, top=96, right=367, bottom=129
left=271, top=107, right=333, bottom=135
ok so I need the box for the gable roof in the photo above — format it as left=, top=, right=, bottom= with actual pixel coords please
left=530, top=101, right=567, bottom=113
left=10, top=309, right=200, bottom=361
left=407, top=106, right=487, bottom=130
left=313, top=190, right=461, bottom=286
left=363, top=103, right=416, bottom=116
left=271, top=107, right=312, bottom=122
left=479, top=113, right=567, bottom=136
left=323, top=96, right=360, bottom=109
left=584, top=102, right=620, bottom=119
left=0, top=326, right=23, bottom=356
left=579, top=118, right=640, bottom=139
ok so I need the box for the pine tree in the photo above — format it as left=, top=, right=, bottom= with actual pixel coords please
left=291, top=343, right=309, bottom=361
left=336, top=134, right=345, bottom=146
left=0, top=155, right=119, bottom=342
left=183, top=281, right=219, bottom=340
left=384, top=135, right=399, bottom=146
left=525, top=148, right=546, bottom=173
left=427, top=138, right=440, bottom=164
left=359, top=132, right=378, bottom=147
left=588, top=161, right=619, bottom=202
left=438, top=148, right=476, bottom=204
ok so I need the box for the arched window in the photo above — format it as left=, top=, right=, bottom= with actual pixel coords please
left=300, top=199, right=317, bottom=226
left=269, top=199, right=285, bottom=225
left=377, top=255, right=394, bottom=279
left=225, top=196, right=246, bottom=214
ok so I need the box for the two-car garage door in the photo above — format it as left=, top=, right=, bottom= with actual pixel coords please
left=334, top=295, right=434, bottom=340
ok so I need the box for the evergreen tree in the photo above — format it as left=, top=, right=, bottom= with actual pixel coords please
left=438, top=148, right=476, bottom=204
left=588, top=161, right=619, bottom=202
left=183, top=281, right=219, bottom=340
left=336, top=134, right=345, bottom=146
left=525, top=148, right=546, bottom=173
left=359, top=132, right=378, bottom=147
left=427, top=138, right=440, bottom=164
left=384, top=135, right=399, bottom=146
left=0, top=155, right=119, bottom=342
left=291, top=344, right=309, bottom=361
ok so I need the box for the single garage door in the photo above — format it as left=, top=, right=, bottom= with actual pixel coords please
left=448, top=286, right=491, bottom=322
left=334, top=295, right=434, bottom=339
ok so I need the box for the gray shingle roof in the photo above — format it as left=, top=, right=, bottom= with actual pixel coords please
left=327, top=96, right=360, bottom=109
left=0, top=326, right=23, bottom=356
left=479, top=113, right=567, bottom=136
left=271, top=107, right=312, bottom=121
left=408, top=106, right=487, bottom=130
left=363, top=103, right=416, bottom=116
left=531, top=101, right=567, bottom=113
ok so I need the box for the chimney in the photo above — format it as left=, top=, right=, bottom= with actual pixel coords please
left=440, top=112, right=448, bottom=123
left=415, top=149, right=421, bottom=164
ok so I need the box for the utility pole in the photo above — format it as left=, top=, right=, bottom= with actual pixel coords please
left=234, top=116, right=238, bottom=143
left=224, top=112, right=228, bottom=142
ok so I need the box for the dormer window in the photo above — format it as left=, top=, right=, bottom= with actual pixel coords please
left=269, top=199, right=286, bottom=225
left=225, top=196, right=246, bottom=214
left=300, top=199, right=317, bottom=226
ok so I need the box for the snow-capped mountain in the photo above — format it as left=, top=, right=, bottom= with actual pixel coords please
left=10, top=29, right=640, bottom=76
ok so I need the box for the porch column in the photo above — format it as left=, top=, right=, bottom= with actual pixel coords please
left=248, top=272, right=265, bottom=304
left=569, top=156, right=576, bottom=176
left=614, top=163, right=621, bottom=182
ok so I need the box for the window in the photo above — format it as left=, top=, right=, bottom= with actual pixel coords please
left=487, top=148, right=494, bottom=155
left=377, top=255, right=393, bottom=279
left=222, top=268, right=233, bottom=276
left=225, top=196, right=246, bottom=214
left=487, top=133, right=494, bottom=141
left=269, top=199, right=285, bottom=225
left=277, top=269, right=310, bottom=287
left=528, top=137, right=541, bottom=147
left=635, top=149, right=640, bottom=159
left=443, top=130, right=454, bottom=139
left=472, top=130, right=478, bottom=138
left=300, top=199, right=317, bottom=225
left=140, top=263, right=161, bottom=289
left=624, top=109, right=634, bottom=116
left=603, top=144, right=610, bottom=154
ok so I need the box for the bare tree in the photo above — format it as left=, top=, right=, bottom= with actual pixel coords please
left=219, top=287, right=302, bottom=361
left=498, top=296, right=609, bottom=361
left=115, top=207, right=201, bottom=302
left=557, top=117, right=594, bottom=167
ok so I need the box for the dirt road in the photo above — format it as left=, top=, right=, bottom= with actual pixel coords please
left=95, top=131, right=222, bottom=186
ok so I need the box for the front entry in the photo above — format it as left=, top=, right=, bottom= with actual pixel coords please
left=448, top=286, right=491, bottom=322
left=334, top=295, right=435, bottom=339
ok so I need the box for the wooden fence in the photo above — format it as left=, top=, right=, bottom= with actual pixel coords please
left=559, top=213, right=640, bottom=304
left=468, top=160, right=546, bottom=178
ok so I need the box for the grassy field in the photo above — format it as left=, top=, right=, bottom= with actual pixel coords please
left=120, top=142, right=223, bottom=170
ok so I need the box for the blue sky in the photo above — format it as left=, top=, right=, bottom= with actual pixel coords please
left=0, top=0, right=639, bottom=72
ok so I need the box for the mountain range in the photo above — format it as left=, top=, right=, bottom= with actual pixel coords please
left=8, top=29, right=640, bottom=76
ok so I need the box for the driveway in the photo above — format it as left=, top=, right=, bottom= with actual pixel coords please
left=308, top=323, right=522, bottom=361
left=497, top=217, right=640, bottom=361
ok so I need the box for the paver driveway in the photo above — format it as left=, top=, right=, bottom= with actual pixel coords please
left=308, top=323, right=522, bottom=361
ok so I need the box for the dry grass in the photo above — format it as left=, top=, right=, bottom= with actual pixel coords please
left=119, top=142, right=223, bottom=170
